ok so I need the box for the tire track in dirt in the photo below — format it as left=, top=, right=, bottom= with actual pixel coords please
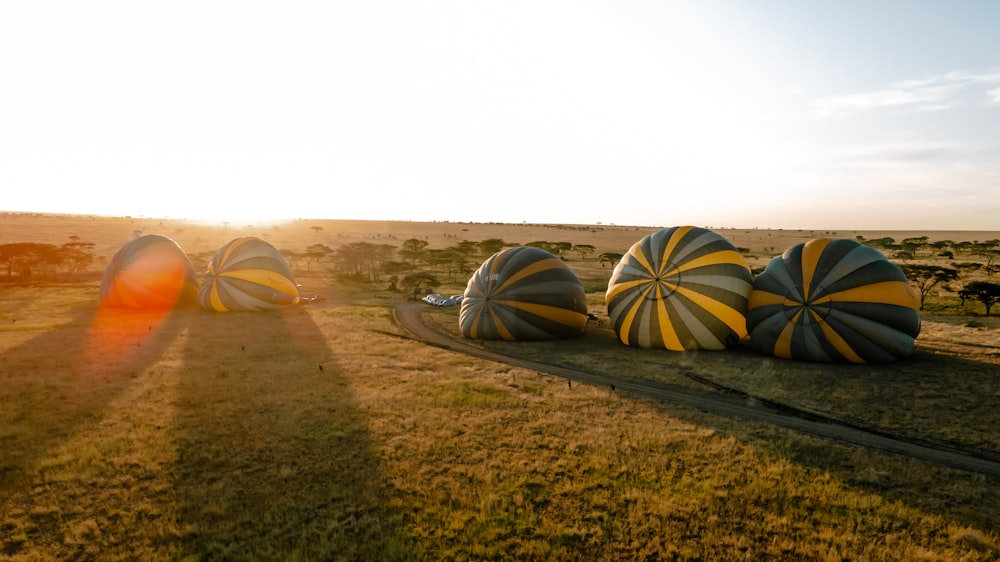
left=392, top=301, right=1000, bottom=481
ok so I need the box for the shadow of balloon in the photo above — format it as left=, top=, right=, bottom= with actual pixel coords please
left=0, top=302, right=189, bottom=488
left=171, top=305, right=404, bottom=560
left=474, top=325, right=1000, bottom=533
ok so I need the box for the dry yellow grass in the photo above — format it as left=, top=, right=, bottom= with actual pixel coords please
left=2, top=213, right=999, bottom=560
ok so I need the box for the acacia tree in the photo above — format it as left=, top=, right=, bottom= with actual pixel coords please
left=478, top=238, right=505, bottom=257
left=400, top=271, right=440, bottom=293
left=899, top=264, right=958, bottom=310
left=399, top=238, right=429, bottom=266
left=573, top=244, right=596, bottom=261
left=331, top=242, right=396, bottom=281
left=301, top=243, right=333, bottom=273
left=960, top=281, right=1000, bottom=316
left=900, top=236, right=929, bottom=257
left=525, top=241, right=556, bottom=254
left=552, top=241, right=573, bottom=258
left=58, top=241, right=96, bottom=280
left=0, top=243, right=59, bottom=281
left=598, top=252, right=623, bottom=268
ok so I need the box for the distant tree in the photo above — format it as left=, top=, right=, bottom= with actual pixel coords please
left=900, top=264, right=958, bottom=310
left=400, top=271, right=440, bottom=291
left=572, top=244, right=596, bottom=261
left=930, top=239, right=954, bottom=256
left=422, top=248, right=460, bottom=279
left=381, top=260, right=411, bottom=278
left=900, top=236, right=929, bottom=257
left=59, top=241, right=96, bottom=280
left=953, top=241, right=973, bottom=256
left=452, top=240, right=479, bottom=258
left=552, top=242, right=573, bottom=258
left=301, top=243, right=333, bottom=272
left=598, top=252, right=623, bottom=268
left=310, top=226, right=324, bottom=234
left=478, top=238, right=506, bottom=256
left=0, top=242, right=59, bottom=281
left=865, top=237, right=896, bottom=250
left=331, top=242, right=395, bottom=281
left=973, top=242, right=1000, bottom=277
left=525, top=241, right=556, bottom=254
left=399, top=238, right=429, bottom=266
left=960, top=281, right=1000, bottom=316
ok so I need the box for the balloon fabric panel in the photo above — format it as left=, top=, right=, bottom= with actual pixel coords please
left=460, top=246, right=588, bottom=340
left=747, top=238, right=920, bottom=363
left=606, top=226, right=754, bottom=351
left=99, top=235, right=199, bottom=309
left=199, top=237, right=300, bottom=311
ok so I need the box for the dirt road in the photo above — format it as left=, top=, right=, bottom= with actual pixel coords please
left=392, top=300, right=1000, bottom=480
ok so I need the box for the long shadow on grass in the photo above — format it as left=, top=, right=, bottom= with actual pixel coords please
left=173, top=305, right=403, bottom=560
left=0, top=303, right=190, bottom=488
left=416, top=311, right=1000, bottom=534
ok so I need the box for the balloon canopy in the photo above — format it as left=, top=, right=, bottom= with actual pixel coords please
left=199, top=237, right=300, bottom=311
left=460, top=246, right=588, bottom=340
left=606, top=226, right=754, bottom=350
left=100, top=235, right=199, bottom=309
left=747, top=238, right=921, bottom=363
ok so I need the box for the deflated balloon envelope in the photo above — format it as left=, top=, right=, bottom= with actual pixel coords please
left=100, top=234, right=199, bottom=309
left=460, top=246, right=588, bottom=340
left=747, top=238, right=921, bottom=363
left=606, top=226, right=754, bottom=350
left=199, top=236, right=300, bottom=311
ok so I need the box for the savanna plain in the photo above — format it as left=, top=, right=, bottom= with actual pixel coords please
left=1, top=213, right=999, bottom=561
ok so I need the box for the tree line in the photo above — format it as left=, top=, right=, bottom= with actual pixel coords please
left=0, top=237, right=96, bottom=283
left=3, top=232, right=999, bottom=316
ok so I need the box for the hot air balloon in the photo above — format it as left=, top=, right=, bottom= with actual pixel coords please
left=606, top=226, right=753, bottom=350
left=747, top=238, right=921, bottom=363
left=100, top=235, right=199, bottom=309
left=460, top=246, right=588, bottom=340
left=199, top=237, right=300, bottom=311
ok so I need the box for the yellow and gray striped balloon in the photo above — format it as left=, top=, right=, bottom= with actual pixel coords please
left=606, top=226, right=753, bottom=350
left=100, top=234, right=199, bottom=309
left=199, top=237, right=300, bottom=312
left=747, top=238, right=920, bottom=363
left=460, top=246, right=588, bottom=340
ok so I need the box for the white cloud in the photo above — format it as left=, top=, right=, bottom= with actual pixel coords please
left=813, top=70, right=1000, bottom=116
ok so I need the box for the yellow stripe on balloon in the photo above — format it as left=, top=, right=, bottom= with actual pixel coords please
left=606, top=278, right=652, bottom=300
left=496, top=300, right=588, bottom=329
left=654, top=287, right=684, bottom=350
left=674, top=285, right=748, bottom=337
left=219, top=268, right=299, bottom=297
left=493, top=258, right=563, bottom=293
left=813, top=309, right=866, bottom=363
left=810, top=281, right=919, bottom=309
left=657, top=226, right=693, bottom=277
left=773, top=309, right=802, bottom=359
left=799, top=238, right=831, bottom=301
left=617, top=285, right=653, bottom=345
left=674, top=250, right=748, bottom=273
left=748, top=290, right=788, bottom=309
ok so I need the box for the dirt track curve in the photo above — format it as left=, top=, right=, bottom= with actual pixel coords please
left=392, top=301, right=1000, bottom=481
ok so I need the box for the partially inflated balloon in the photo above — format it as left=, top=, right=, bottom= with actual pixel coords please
left=606, top=226, right=753, bottom=350
left=199, top=237, right=300, bottom=311
left=747, top=238, right=920, bottom=363
left=100, top=235, right=199, bottom=309
left=460, top=246, right=588, bottom=340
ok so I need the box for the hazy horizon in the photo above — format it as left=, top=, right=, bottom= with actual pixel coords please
left=5, top=208, right=1000, bottom=236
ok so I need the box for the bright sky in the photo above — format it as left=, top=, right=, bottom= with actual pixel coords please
left=2, top=1, right=999, bottom=230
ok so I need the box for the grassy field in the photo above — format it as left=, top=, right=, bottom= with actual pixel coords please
left=2, top=213, right=999, bottom=560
